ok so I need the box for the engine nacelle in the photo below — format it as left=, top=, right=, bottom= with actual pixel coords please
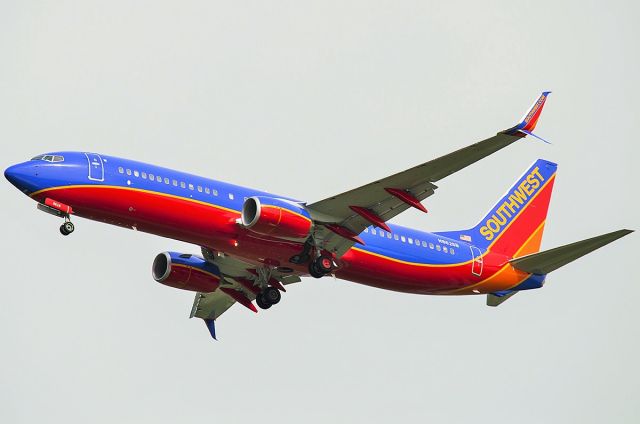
left=241, top=196, right=313, bottom=240
left=152, top=251, right=221, bottom=292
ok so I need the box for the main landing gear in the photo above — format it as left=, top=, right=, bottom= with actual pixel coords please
left=308, top=255, right=333, bottom=279
left=59, top=219, right=75, bottom=236
left=256, top=287, right=281, bottom=310
left=289, top=238, right=335, bottom=279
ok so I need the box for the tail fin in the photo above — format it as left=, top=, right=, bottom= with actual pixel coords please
left=436, top=159, right=557, bottom=257
left=509, top=229, right=633, bottom=274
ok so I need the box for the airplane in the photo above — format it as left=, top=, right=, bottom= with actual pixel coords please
left=4, top=92, right=633, bottom=339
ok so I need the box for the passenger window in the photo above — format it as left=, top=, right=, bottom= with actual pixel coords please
left=156, top=176, right=162, bottom=182
left=394, top=234, right=399, bottom=240
left=429, top=243, right=434, bottom=249
left=422, top=241, right=427, bottom=247
left=364, top=227, right=369, bottom=233
left=436, top=245, right=441, bottom=251
left=197, top=186, right=203, bottom=192
left=164, top=177, right=169, bottom=184
left=149, top=173, right=154, bottom=180
left=212, top=189, right=218, bottom=196
left=126, top=169, right=132, bottom=176
left=371, top=229, right=377, bottom=236
left=118, top=167, right=124, bottom=174
left=380, top=231, right=385, bottom=237
left=401, top=236, right=406, bottom=242
left=205, top=187, right=210, bottom=194
left=141, top=172, right=147, bottom=179
left=133, top=170, right=139, bottom=177
left=387, top=232, right=392, bottom=238
left=450, top=248, right=455, bottom=255
left=415, top=239, right=420, bottom=245
left=180, top=182, right=186, bottom=188
left=443, top=247, right=448, bottom=253
left=229, top=193, right=234, bottom=200
left=172, top=180, right=178, bottom=186
left=188, top=183, right=194, bottom=190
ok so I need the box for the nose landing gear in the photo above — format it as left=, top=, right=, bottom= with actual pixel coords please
left=59, top=219, right=75, bottom=236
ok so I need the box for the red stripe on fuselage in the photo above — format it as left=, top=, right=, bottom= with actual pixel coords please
left=31, top=185, right=523, bottom=295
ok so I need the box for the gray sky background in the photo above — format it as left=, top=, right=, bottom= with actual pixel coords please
left=1, top=1, right=638, bottom=423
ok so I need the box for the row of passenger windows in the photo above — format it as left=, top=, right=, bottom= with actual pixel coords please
left=363, top=226, right=456, bottom=255
left=117, top=166, right=235, bottom=200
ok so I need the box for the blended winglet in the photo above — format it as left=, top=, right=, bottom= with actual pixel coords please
left=505, top=91, right=552, bottom=143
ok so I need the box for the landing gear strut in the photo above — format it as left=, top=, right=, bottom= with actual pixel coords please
left=59, top=220, right=75, bottom=236
left=309, top=255, right=333, bottom=279
left=256, top=287, right=281, bottom=309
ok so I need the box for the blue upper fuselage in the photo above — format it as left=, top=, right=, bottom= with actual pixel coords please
left=5, top=151, right=477, bottom=267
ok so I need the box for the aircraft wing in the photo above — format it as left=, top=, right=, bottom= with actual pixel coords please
left=190, top=248, right=302, bottom=338
left=307, top=92, right=552, bottom=257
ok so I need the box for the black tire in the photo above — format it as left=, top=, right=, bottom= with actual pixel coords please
left=315, top=256, right=333, bottom=274
left=63, top=222, right=74, bottom=234
left=59, top=225, right=69, bottom=236
left=264, top=287, right=281, bottom=305
left=256, top=294, right=271, bottom=309
left=308, top=261, right=324, bottom=278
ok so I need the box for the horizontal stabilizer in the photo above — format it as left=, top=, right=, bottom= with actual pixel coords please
left=509, top=229, right=633, bottom=274
left=487, top=291, right=518, bottom=307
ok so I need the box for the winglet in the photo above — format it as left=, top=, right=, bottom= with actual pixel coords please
left=505, top=91, right=552, bottom=142
left=204, top=318, right=217, bottom=340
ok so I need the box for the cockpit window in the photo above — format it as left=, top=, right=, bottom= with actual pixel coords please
left=31, top=155, right=64, bottom=162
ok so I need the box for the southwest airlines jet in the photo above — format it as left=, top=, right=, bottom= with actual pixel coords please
left=4, top=93, right=632, bottom=339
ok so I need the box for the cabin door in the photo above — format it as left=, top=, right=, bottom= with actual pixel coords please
left=85, top=153, right=104, bottom=182
left=470, top=245, right=483, bottom=277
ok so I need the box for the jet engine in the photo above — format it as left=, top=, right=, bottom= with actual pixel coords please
left=152, top=251, right=221, bottom=292
left=240, top=196, right=313, bottom=240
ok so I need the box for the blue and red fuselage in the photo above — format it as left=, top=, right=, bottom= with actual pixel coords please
left=4, top=151, right=551, bottom=296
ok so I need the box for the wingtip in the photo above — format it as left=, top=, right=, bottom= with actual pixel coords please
left=204, top=318, right=217, bottom=340
left=504, top=91, right=552, bottom=137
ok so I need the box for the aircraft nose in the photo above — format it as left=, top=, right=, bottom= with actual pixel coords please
left=4, top=162, right=37, bottom=193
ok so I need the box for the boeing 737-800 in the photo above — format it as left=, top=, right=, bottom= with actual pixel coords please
left=4, top=92, right=632, bottom=339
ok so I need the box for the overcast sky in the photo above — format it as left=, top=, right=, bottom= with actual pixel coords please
left=1, top=1, right=638, bottom=423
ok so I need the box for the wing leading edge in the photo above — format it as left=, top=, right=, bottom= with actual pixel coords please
left=307, top=92, right=553, bottom=257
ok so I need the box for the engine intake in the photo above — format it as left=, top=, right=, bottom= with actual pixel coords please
left=152, top=251, right=221, bottom=292
left=241, top=196, right=312, bottom=240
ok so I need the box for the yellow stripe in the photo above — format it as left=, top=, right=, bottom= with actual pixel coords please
left=443, top=220, right=547, bottom=294
left=172, top=263, right=221, bottom=281
left=30, top=184, right=240, bottom=215
left=261, top=204, right=312, bottom=224
left=349, top=175, right=554, bottom=269
left=351, top=246, right=474, bottom=267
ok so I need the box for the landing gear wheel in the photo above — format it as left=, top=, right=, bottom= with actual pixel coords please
left=308, top=261, right=324, bottom=278
left=63, top=221, right=74, bottom=234
left=263, top=287, right=281, bottom=305
left=316, top=256, right=333, bottom=274
left=256, top=294, right=272, bottom=310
